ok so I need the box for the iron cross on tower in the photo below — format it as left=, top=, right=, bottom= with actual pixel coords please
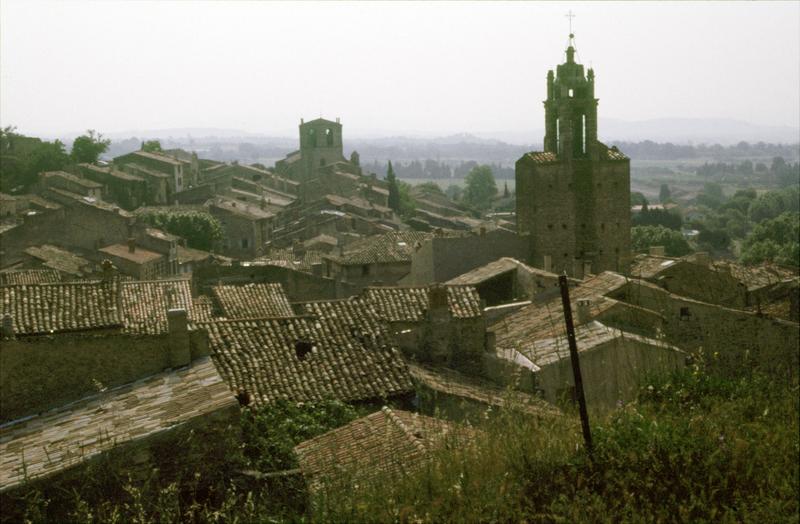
left=565, top=10, right=576, bottom=35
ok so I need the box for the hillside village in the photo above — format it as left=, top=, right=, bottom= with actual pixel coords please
left=1, top=32, right=799, bottom=522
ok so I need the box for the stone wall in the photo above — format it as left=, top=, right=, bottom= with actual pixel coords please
left=193, top=263, right=347, bottom=302
left=611, top=281, right=800, bottom=380
left=408, top=230, right=529, bottom=285
left=0, top=329, right=208, bottom=423
left=536, top=338, right=685, bottom=411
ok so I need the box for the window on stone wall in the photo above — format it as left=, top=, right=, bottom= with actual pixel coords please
left=562, top=224, right=567, bottom=229
left=601, top=223, right=605, bottom=231
left=325, top=128, right=334, bottom=146
left=241, top=238, right=249, bottom=249
left=680, top=307, right=691, bottom=321
left=547, top=224, right=554, bottom=230
left=362, top=264, right=370, bottom=276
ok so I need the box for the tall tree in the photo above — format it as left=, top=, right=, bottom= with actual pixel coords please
left=659, top=183, right=671, bottom=203
left=71, top=129, right=111, bottom=164
left=463, top=164, right=497, bottom=210
left=503, top=181, right=510, bottom=198
left=142, top=140, right=162, bottom=152
left=386, top=161, right=401, bottom=212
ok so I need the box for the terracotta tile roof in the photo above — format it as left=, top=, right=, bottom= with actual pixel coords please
left=24, top=245, right=92, bottom=277
left=445, top=257, right=554, bottom=286
left=201, top=316, right=413, bottom=405
left=713, top=261, right=798, bottom=291
left=41, top=170, right=103, bottom=190
left=514, top=321, right=682, bottom=369
left=294, top=407, right=460, bottom=489
left=0, top=357, right=235, bottom=491
left=211, top=283, right=293, bottom=319
left=524, top=152, right=558, bottom=164
left=209, top=197, right=273, bottom=220
left=629, top=254, right=680, bottom=280
left=176, top=245, right=215, bottom=264
left=408, top=364, right=560, bottom=418
left=300, top=298, right=388, bottom=338
left=192, top=295, right=215, bottom=322
left=489, top=272, right=629, bottom=350
left=364, top=285, right=482, bottom=322
left=0, top=269, right=61, bottom=285
left=120, top=279, right=195, bottom=334
left=250, top=249, right=324, bottom=273
left=99, top=244, right=164, bottom=265
left=0, top=281, right=121, bottom=335
left=325, top=231, right=431, bottom=265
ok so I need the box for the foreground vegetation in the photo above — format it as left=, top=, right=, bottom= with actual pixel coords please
left=4, top=360, right=797, bottom=523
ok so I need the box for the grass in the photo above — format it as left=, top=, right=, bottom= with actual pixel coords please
left=3, top=367, right=798, bottom=523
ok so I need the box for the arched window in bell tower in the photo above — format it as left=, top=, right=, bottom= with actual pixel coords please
left=556, top=119, right=560, bottom=154
left=325, top=128, right=333, bottom=146
left=308, top=128, right=316, bottom=148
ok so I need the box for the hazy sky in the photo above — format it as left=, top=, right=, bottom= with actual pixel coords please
left=1, top=1, right=798, bottom=138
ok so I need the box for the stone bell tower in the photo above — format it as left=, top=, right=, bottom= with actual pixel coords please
left=516, top=33, right=631, bottom=277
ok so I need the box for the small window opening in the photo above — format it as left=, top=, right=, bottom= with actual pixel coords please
left=568, top=88, right=574, bottom=97
left=361, top=264, right=370, bottom=276
left=547, top=224, right=554, bottom=230
left=325, top=128, right=334, bottom=146
left=562, top=224, right=567, bottom=230
left=680, top=307, right=691, bottom=321
left=295, top=339, right=313, bottom=360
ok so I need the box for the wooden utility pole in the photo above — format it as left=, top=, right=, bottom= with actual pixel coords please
left=558, top=274, right=593, bottom=453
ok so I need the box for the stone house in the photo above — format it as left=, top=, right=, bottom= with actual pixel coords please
left=207, top=197, right=273, bottom=259
left=323, top=231, right=432, bottom=291
left=78, top=163, right=149, bottom=210
left=446, top=257, right=560, bottom=306
left=362, top=284, right=487, bottom=373
left=0, top=192, right=18, bottom=218
left=493, top=321, right=686, bottom=409
left=39, top=171, right=103, bottom=200
left=0, top=356, right=236, bottom=493
left=275, top=118, right=348, bottom=182
left=118, top=162, right=170, bottom=204
left=294, top=407, right=462, bottom=493
left=98, top=240, right=169, bottom=280
left=20, top=244, right=95, bottom=280
left=114, top=150, right=195, bottom=198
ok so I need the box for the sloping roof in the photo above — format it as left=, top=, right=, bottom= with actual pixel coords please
left=300, top=298, right=388, bottom=337
left=294, top=407, right=459, bottom=489
left=0, top=269, right=61, bottom=286
left=325, top=231, right=430, bottom=265
left=23, top=245, right=92, bottom=277
left=364, top=285, right=482, bottom=322
left=41, top=171, right=102, bottom=190
left=446, top=258, right=520, bottom=285
left=176, top=245, right=215, bottom=264
left=0, top=281, right=121, bottom=335
left=714, top=261, right=798, bottom=291
left=208, top=197, right=273, bottom=220
left=0, top=357, right=235, bottom=491
left=489, top=272, right=629, bottom=350
left=99, top=244, right=164, bottom=265
left=120, top=279, right=195, bottom=334
left=192, top=295, right=215, bottom=322
left=408, top=364, right=560, bottom=418
left=202, top=316, right=413, bottom=405
left=131, top=150, right=183, bottom=166
left=524, top=152, right=558, bottom=164
left=629, top=254, right=681, bottom=280
left=211, top=283, right=293, bottom=319
left=516, top=321, right=682, bottom=369
left=250, top=249, right=324, bottom=273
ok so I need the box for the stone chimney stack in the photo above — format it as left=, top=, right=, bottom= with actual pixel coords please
left=1, top=313, right=14, bottom=339
left=167, top=308, right=191, bottom=368
left=426, top=284, right=451, bottom=323
left=543, top=255, right=552, bottom=273
left=127, top=237, right=137, bottom=253
left=576, top=298, right=592, bottom=325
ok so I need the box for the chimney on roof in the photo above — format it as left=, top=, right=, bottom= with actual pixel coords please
left=128, top=237, right=136, bottom=253
left=576, top=298, right=592, bottom=325
left=1, top=313, right=14, bottom=339
left=426, top=284, right=450, bottom=323
left=167, top=308, right=191, bottom=368
left=649, top=245, right=665, bottom=257
left=543, top=255, right=552, bottom=273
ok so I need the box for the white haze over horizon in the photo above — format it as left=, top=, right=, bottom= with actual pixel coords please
left=1, top=1, right=799, bottom=142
